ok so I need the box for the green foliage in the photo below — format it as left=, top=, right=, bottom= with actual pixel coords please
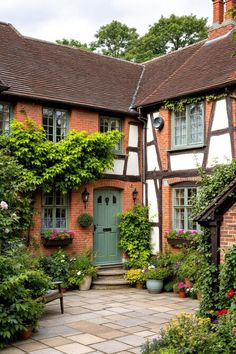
left=127, top=14, right=208, bottom=62
left=67, top=249, right=97, bottom=288
left=124, top=268, right=145, bottom=285
left=0, top=246, right=50, bottom=347
left=177, top=248, right=205, bottom=284
left=38, top=249, right=71, bottom=288
left=77, top=213, right=94, bottom=228
left=118, top=205, right=152, bottom=265
left=219, top=245, right=236, bottom=309
left=56, top=38, right=91, bottom=51
left=0, top=152, right=34, bottom=251
left=0, top=118, right=121, bottom=192
left=193, top=160, right=236, bottom=216
left=91, top=20, right=138, bottom=58
left=144, top=267, right=170, bottom=281
left=163, top=93, right=227, bottom=112
left=142, top=312, right=236, bottom=354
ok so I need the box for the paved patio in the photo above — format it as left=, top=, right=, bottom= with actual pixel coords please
left=4, top=288, right=199, bottom=354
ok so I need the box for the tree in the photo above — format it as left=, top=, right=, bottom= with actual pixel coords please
left=126, top=14, right=208, bottom=62
left=91, top=20, right=139, bottom=58
left=56, top=38, right=91, bottom=51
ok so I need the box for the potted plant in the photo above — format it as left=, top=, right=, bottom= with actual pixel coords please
left=144, top=266, right=170, bottom=293
left=18, top=299, right=44, bottom=340
left=124, top=268, right=145, bottom=288
left=41, top=229, right=75, bottom=247
left=177, top=281, right=187, bottom=298
left=77, top=213, right=94, bottom=228
left=68, top=249, right=97, bottom=290
left=166, top=229, right=198, bottom=247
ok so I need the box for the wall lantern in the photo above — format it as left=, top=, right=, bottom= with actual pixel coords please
left=132, top=188, right=138, bottom=203
left=81, top=188, right=89, bottom=208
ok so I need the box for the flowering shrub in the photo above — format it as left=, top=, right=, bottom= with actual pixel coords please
left=42, top=229, right=75, bottom=240
left=177, top=281, right=186, bottom=292
left=124, top=268, right=145, bottom=285
left=166, top=229, right=199, bottom=240
left=142, top=265, right=170, bottom=281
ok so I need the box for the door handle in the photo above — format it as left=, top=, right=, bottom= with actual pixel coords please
left=103, top=227, right=112, bottom=232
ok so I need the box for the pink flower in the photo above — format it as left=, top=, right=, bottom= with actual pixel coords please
left=0, top=201, right=8, bottom=209
left=50, top=234, right=55, bottom=239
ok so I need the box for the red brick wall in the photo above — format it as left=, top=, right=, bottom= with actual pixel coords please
left=13, top=100, right=142, bottom=255
left=220, top=202, right=236, bottom=262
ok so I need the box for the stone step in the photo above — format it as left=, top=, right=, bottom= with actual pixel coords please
left=92, top=265, right=129, bottom=290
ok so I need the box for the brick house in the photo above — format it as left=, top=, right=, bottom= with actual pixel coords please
left=0, top=0, right=235, bottom=264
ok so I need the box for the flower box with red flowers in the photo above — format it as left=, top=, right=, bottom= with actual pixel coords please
left=41, top=230, right=75, bottom=247
left=166, top=229, right=199, bottom=247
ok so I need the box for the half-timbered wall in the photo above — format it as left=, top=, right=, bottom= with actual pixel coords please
left=145, top=96, right=235, bottom=252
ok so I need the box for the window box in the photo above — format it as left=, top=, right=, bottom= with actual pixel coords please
left=167, top=238, right=192, bottom=247
left=41, top=236, right=73, bottom=247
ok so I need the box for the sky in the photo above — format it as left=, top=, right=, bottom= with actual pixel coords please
left=1, top=0, right=213, bottom=44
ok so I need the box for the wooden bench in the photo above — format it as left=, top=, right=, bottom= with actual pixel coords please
left=41, top=281, right=64, bottom=314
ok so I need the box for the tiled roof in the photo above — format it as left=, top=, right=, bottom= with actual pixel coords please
left=135, top=30, right=236, bottom=107
left=0, top=22, right=236, bottom=111
left=0, top=23, right=143, bottom=114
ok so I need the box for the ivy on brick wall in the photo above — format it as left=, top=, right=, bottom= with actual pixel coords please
left=0, top=118, right=122, bottom=192
left=163, top=93, right=227, bottom=112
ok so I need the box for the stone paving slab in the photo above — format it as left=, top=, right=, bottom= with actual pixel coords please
left=7, top=288, right=198, bottom=353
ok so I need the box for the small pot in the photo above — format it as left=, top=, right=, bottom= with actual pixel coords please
left=178, top=291, right=186, bottom=298
left=136, top=281, right=144, bottom=289
left=79, top=276, right=92, bottom=291
left=18, top=325, right=33, bottom=340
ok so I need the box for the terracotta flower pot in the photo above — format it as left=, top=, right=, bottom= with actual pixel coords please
left=136, top=281, right=144, bottom=289
left=18, top=325, right=33, bottom=340
left=178, top=291, right=186, bottom=298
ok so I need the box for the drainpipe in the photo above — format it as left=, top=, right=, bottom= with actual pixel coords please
left=137, top=107, right=147, bottom=206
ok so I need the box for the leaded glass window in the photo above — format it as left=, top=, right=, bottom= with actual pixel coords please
left=42, top=191, right=68, bottom=230
left=172, top=187, right=198, bottom=230
left=0, top=102, right=11, bottom=134
left=100, top=116, right=122, bottom=153
left=172, top=103, right=203, bottom=148
left=43, top=108, right=68, bottom=142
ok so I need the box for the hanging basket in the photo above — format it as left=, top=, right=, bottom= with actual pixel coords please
left=41, top=237, right=73, bottom=247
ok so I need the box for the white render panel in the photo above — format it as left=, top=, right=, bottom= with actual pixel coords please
left=105, top=159, right=125, bottom=175
left=147, top=179, right=159, bottom=222
left=211, top=99, right=228, bottom=131
left=126, top=151, right=139, bottom=176
left=170, top=153, right=204, bottom=170
left=151, top=227, right=160, bottom=253
left=147, top=114, right=154, bottom=143
left=147, top=145, right=160, bottom=171
left=207, top=134, right=232, bottom=167
left=128, top=124, right=139, bottom=147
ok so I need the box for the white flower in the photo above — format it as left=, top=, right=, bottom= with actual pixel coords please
left=0, top=201, right=8, bottom=210
left=4, top=228, right=10, bottom=234
left=77, top=271, right=81, bottom=276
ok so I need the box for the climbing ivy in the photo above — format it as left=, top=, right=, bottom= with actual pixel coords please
left=0, top=118, right=122, bottom=192
left=163, top=93, right=227, bottom=112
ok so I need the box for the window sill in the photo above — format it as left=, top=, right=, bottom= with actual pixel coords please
left=167, top=145, right=206, bottom=153
left=114, top=153, right=126, bottom=159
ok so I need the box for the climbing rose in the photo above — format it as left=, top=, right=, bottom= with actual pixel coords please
left=227, top=289, right=235, bottom=297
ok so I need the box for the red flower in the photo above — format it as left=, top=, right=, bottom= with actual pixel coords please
left=217, top=309, right=228, bottom=316
left=227, top=289, right=235, bottom=297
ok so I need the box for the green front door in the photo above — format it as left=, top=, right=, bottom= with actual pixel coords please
left=93, top=188, right=122, bottom=265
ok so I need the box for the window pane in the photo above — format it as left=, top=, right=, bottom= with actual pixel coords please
left=189, top=104, right=203, bottom=144
left=174, top=208, right=185, bottom=229
left=100, top=116, right=122, bottom=152
left=43, top=208, right=53, bottom=228
left=100, top=117, right=109, bottom=133
left=44, top=193, right=53, bottom=206
left=174, top=111, right=186, bottom=146
left=43, top=108, right=68, bottom=142
left=56, top=208, right=66, bottom=228
left=174, top=189, right=185, bottom=206
left=173, top=187, right=198, bottom=231
left=43, top=108, right=54, bottom=141
left=0, top=103, right=10, bottom=134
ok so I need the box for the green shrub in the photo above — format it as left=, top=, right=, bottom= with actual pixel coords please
left=124, top=269, right=145, bottom=285
left=68, top=249, right=97, bottom=288
left=118, top=205, right=152, bottom=264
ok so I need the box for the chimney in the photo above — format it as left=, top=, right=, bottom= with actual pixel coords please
left=212, top=0, right=224, bottom=24
left=224, top=0, right=236, bottom=20
left=209, top=0, right=236, bottom=40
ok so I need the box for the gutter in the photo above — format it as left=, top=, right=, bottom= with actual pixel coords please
left=137, top=107, right=147, bottom=206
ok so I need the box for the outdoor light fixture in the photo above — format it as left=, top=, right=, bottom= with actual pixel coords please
left=153, top=113, right=164, bottom=130
left=81, top=188, right=89, bottom=208
left=132, top=188, right=138, bottom=203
